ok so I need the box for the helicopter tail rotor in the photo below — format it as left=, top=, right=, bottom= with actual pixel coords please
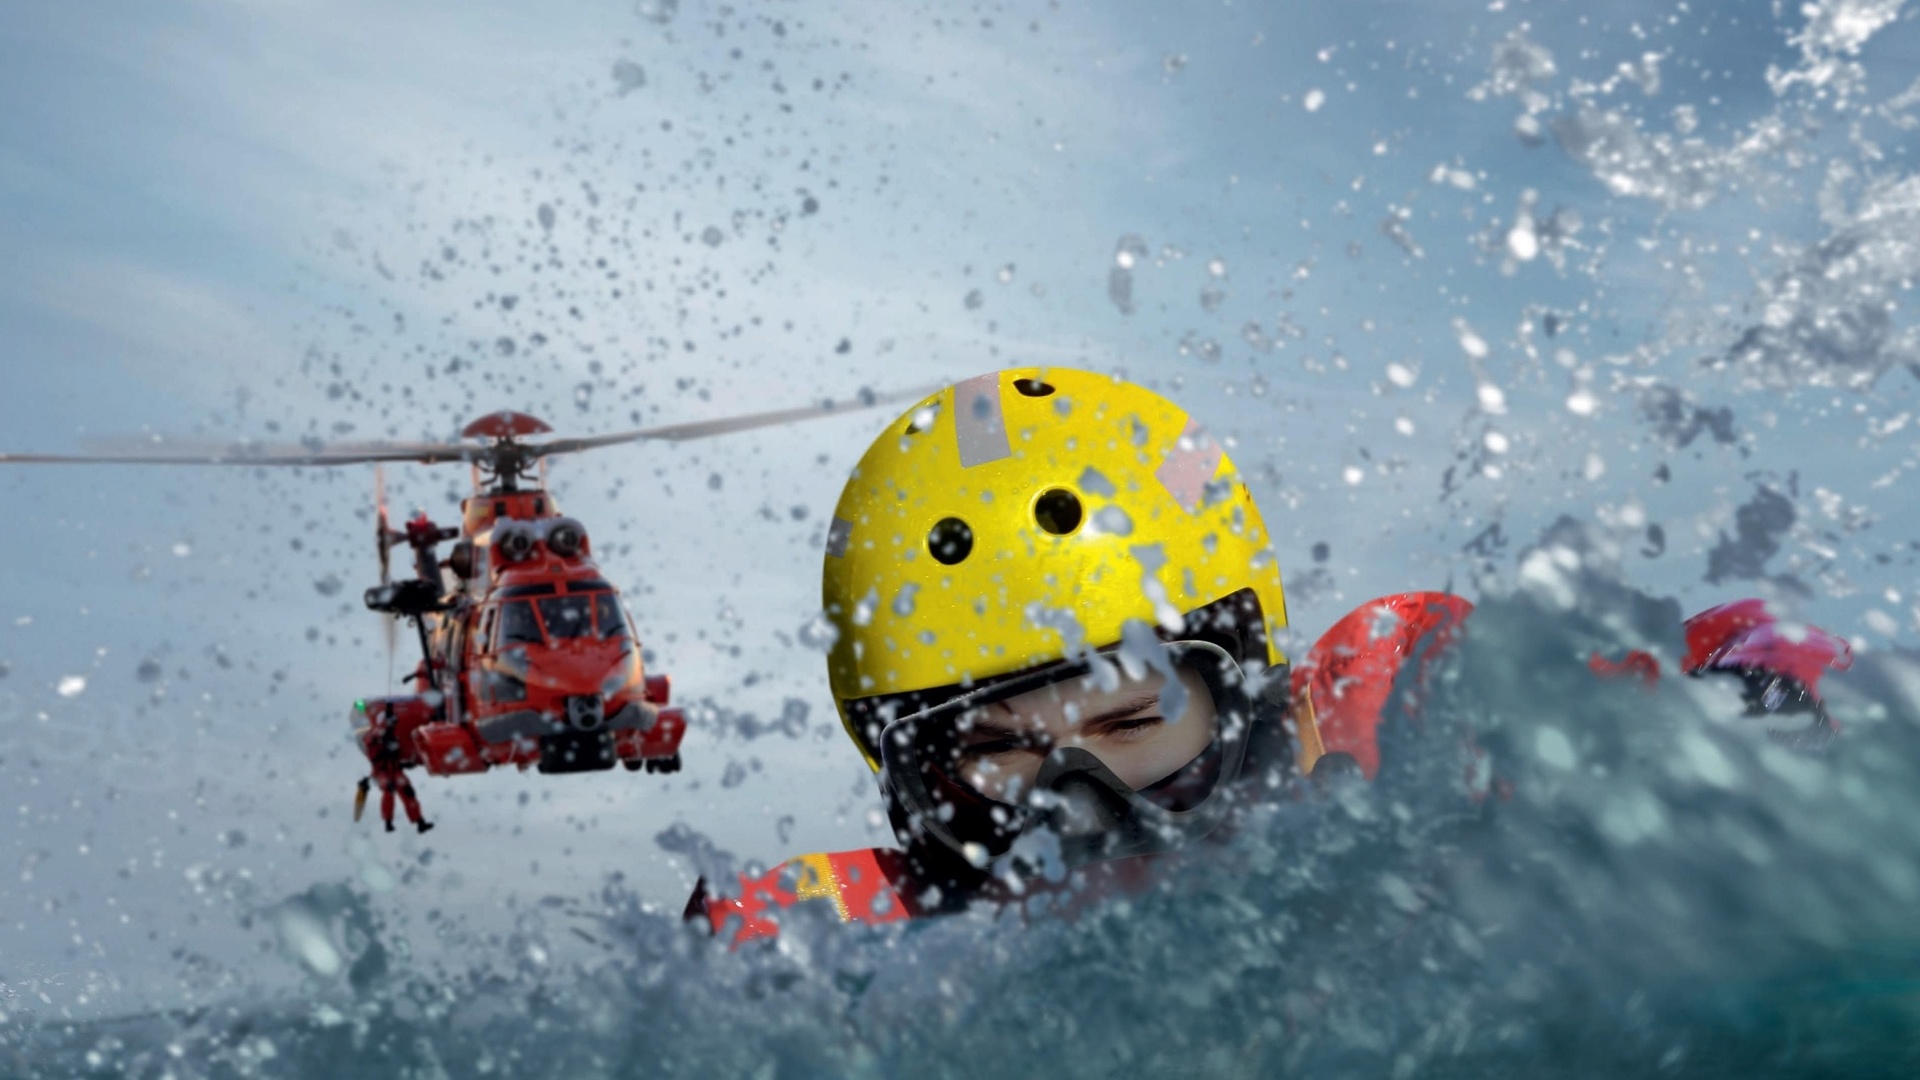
left=375, top=466, right=394, bottom=585
left=375, top=467, right=399, bottom=687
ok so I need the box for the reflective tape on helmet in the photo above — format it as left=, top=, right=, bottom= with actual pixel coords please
left=1156, top=420, right=1225, bottom=513
left=952, top=371, right=1011, bottom=468
left=826, top=516, right=853, bottom=559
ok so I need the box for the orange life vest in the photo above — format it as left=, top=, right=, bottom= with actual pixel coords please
left=690, top=847, right=918, bottom=946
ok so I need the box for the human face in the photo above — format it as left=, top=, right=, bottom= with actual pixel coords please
left=948, top=663, right=1217, bottom=804
left=878, top=640, right=1253, bottom=869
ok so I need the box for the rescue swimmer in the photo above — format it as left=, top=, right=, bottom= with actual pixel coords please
left=686, top=368, right=1853, bottom=943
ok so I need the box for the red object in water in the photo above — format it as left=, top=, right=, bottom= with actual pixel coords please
left=1588, top=649, right=1663, bottom=687
left=1289, top=591, right=1476, bottom=780
left=694, top=847, right=917, bottom=947
left=1683, top=598, right=1853, bottom=694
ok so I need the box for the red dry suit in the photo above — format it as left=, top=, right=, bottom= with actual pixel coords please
left=362, top=722, right=432, bottom=834
left=688, top=592, right=1851, bottom=945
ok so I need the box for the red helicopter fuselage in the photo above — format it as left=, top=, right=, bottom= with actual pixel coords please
left=353, top=486, right=686, bottom=779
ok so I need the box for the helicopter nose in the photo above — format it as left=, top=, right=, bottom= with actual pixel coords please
left=528, top=641, right=630, bottom=693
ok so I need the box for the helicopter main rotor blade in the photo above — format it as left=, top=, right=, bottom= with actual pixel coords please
left=0, top=382, right=939, bottom=467
left=528, top=384, right=940, bottom=457
left=0, top=439, right=480, bottom=467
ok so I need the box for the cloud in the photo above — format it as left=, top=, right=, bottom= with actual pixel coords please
left=5, top=249, right=298, bottom=406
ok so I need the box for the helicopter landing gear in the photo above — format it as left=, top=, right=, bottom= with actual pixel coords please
left=643, top=754, right=682, bottom=775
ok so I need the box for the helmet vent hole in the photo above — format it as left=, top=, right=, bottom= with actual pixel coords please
left=927, top=517, right=974, bottom=565
left=1033, top=489, right=1083, bottom=535
left=1012, top=378, right=1055, bottom=397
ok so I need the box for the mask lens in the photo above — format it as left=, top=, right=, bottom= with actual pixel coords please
left=880, top=641, right=1253, bottom=865
left=945, top=657, right=1220, bottom=807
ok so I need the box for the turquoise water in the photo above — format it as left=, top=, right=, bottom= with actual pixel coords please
left=9, top=583, right=1920, bottom=1079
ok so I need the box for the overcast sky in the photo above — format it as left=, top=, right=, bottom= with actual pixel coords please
left=4, top=0, right=1920, bottom=1016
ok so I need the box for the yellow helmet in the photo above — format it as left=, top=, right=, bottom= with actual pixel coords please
left=823, top=367, right=1289, bottom=769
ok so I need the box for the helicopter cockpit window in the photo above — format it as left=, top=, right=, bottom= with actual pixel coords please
left=498, top=600, right=543, bottom=646
left=537, top=595, right=596, bottom=640
left=595, top=594, right=630, bottom=640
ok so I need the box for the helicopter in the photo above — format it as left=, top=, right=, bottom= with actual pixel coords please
left=0, top=388, right=922, bottom=828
